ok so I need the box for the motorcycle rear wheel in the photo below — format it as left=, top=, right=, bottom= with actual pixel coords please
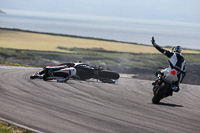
left=152, top=83, right=167, bottom=104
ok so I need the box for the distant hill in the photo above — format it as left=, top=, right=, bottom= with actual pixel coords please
left=0, top=10, right=6, bottom=14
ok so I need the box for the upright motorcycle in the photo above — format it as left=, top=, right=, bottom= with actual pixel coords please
left=152, top=67, right=185, bottom=104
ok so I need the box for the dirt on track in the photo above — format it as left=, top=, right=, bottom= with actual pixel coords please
left=0, top=66, right=200, bottom=133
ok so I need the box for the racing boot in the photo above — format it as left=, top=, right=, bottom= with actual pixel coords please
left=171, top=85, right=179, bottom=92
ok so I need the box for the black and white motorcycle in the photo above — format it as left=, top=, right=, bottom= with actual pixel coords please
left=152, top=67, right=186, bottom=104
left=60, top=62, right=120, bottom=83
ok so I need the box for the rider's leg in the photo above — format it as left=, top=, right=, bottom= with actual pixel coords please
left=172, top=73, right=181, bottom=92
left=172, top=82, right=180, bottom=92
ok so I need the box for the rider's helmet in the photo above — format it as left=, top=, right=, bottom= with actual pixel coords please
left=172, top=46, right=182, bottom=53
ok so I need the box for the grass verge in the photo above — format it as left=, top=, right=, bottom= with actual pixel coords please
left=0, top=61, right=33, bottom=67
left=0, top=120, right=35, bottom=133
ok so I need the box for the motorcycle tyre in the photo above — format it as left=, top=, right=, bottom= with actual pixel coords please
left=43, top=74, right=48, bottom=81
left=99, top=70, right=120, bottom=80
left=152, top=83, right=167, bottom=104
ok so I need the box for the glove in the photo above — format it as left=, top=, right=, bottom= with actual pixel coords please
left=151, top=37, right=155, bottom=45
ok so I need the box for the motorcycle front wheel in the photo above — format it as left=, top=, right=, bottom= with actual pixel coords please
left=98, top=70, right=120, bottom=80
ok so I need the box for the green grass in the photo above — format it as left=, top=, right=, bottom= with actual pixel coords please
left=1, top=47, right=199, bottom=70
left=0, top=61, right=32, bottom=67
left=184, top=54, right=200, bottom=63
left=0, top=121, right=35, bottom=133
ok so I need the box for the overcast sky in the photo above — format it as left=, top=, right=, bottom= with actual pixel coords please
left=0, top=0, right=200, bottom=24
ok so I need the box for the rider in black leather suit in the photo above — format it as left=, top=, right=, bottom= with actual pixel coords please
left=151, top=37, right=186, bottom=92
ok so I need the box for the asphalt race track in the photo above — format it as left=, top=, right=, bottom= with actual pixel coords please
left=0, top=66, right=200, bottom=133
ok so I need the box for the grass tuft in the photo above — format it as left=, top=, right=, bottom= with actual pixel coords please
left=0, top=120, right=35, bottom=133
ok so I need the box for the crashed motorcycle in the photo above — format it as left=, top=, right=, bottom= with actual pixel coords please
left=60, top=62, right=120, bottom=83
left=30, top=65, right=76, bottom=82
left=152, top=67, right=185, bottom=104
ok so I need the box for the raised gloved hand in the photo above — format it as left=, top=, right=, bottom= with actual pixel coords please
left=151, top=36, right=158, bottom=47
left=151, top=36, right=155, bottom=45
